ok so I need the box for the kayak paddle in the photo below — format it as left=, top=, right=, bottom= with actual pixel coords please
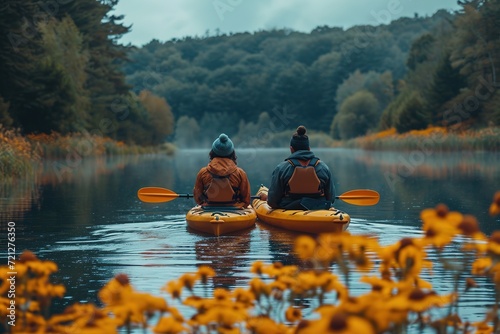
left=137, top=187, right=192, bottom=203
left=138, top=187, right=380, bottom=206
left=336, top=189, right=380, bottom=206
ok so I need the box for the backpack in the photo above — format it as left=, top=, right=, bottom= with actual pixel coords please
left=205, top=173, right=238, bottom=204
left=285, top=158, right=324, bottom=198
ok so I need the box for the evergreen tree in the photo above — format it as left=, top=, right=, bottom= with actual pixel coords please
left=0, top=1, right=41, bottom=129
left=450, top=0, right=500, bottom=126
left=427, top=51, right=467, bottom=125
left=18, top=16, right=90, bottom=133
left=58, top=0, right=132, bottom=134
left=406, top=33, right=436, bottom=71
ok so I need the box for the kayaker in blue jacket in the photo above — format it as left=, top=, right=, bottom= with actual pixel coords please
left=263, top=125, right=335, bottom=210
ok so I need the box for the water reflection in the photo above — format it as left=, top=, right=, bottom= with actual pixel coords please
left=1, top=149, right=499, bottom=331
left=0, top=177, right=41, bottom=222
left=1, top=155, right=176, bottom=225
left=193, top=229, right=253, bottom=287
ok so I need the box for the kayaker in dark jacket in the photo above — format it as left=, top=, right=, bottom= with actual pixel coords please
left=194, top=133, right=251, bottom=207
left=263, top=125, right=335, bottom=210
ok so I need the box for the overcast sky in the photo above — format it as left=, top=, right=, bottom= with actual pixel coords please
left=113, top=0, right=461, bottom=46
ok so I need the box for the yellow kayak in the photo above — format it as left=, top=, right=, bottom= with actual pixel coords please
left=186, top=206, right=257, bottom=236
left=252, top=186, right=350, bottom=234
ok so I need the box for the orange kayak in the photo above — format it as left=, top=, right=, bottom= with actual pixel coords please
left=186, top=206, right=256, bottom=236
left=252, top=186, right=350, bottom=234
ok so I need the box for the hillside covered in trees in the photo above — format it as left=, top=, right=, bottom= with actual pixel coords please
left=123, top=1, right=500, bottom=147
left=1, top=1, right=499, bottom=149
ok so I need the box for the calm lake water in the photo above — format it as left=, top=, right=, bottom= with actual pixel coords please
left=1, top=148, right=500, bottom=331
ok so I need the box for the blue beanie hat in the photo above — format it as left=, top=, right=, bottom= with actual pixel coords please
left=290, top=125, right=309, bottom=151
left=212, top=133, right=234, bottom=157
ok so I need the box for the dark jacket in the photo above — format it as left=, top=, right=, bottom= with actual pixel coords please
left=267, top=150, right=335, bottom=209
left=194, top=157, right=251, bottom=207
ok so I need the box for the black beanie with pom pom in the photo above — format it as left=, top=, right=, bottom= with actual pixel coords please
left=290, top=125, right=309, bottom=151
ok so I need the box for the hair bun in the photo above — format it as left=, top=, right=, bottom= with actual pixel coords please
left=296, top=125, right=306, bottom=136
left=219, top=134, right=228, bottom=143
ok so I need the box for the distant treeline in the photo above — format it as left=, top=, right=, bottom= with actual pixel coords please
left=123, top=1, right=500, bottom=146
left=1, top=1, right=499, bottom=149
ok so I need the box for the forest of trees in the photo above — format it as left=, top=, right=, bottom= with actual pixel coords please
left=1, top=1, right=499, bottom=148
left=0, top=0, right=173, bottom=146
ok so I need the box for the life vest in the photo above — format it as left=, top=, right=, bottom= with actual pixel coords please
left=204, top=173, right=239, bottom=204
left=285, top=158, right=324, bottom=198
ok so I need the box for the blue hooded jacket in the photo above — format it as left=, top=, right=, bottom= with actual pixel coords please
left=267, top=150, right=335, bottom=209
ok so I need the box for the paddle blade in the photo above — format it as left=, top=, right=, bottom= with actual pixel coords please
left=137, top=187, right=180, bottom=203
left=337, top=189, right=380, bottom=206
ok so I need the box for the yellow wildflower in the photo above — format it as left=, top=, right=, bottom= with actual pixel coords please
left=285, top=306, right=302, bottom=322
left=179, top=273, right=197, bottom=291
left=17, top=250, right=58, bottom=277
left=162, top=280, right=183, bottom=300
left=421, top=221, right=458, bottom=249
left=471, top=320, right=494, bottom=334
left=457, top=215, right=486, bottom=240
left=249, top=277, right=271, bottom=299
left=276, top=275, right=296, bottom=290
left=183, top=295, right=205, bottom=310
left=379, top=238, right=429, bottom=279
left=314, top=271, right=344, bottom=294
left=420, top=204, right=463, bottom=231
left=260, top=261, right=282, bottom=277
left=360, top=275, right=395, bottom=296
left=98, top=274, right=133, bottom=306
left=387, top=289, right=453, bottom=313
left=343, top=235, right=380, bottom=271
left=246, top=315, right=291, bottom=334
left=294, top=235, right=317, bottom=261
left=395, top=277, right=433, bottom=294
left=214, top=287, right=232, bottom=302
left=48, top=303, right=118, bottom=334
left=232, top=287, right=255, bottom=307
left=292, top=271, right=319, bottom=295
left=194, top=304, right=245, bottom=327
left=132, top=292, right=168, bottom=313
left=296, top=311, right=376, bottom=334
left=489, top=191, right=500, bottom=216
left=168, top=306, right=184, bottom=323
left=338, top=294, right=374, bottom=314
left=153, top=316, right=187, bottom=334
left=250, top=260, right=265, bottom=275
left=472, top=257, right=492, bottom=275
left=197, top=265, right=215, bottom=284
left=270, top=279, right=288, bottom=292
left=487, top=231, right=500, bottom=258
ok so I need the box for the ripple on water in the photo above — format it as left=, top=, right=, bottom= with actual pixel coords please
left=46, top=214, right=496, bottom=331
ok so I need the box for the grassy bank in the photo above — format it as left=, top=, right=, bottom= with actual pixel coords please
left=344, top=127, right=500, bottom=151
left=0, top=127, right=175, bottom=181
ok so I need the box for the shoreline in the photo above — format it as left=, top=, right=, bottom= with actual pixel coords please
left=342, top=127, right=500, bottom=152
left=2, top=126, right=499, bottom=181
